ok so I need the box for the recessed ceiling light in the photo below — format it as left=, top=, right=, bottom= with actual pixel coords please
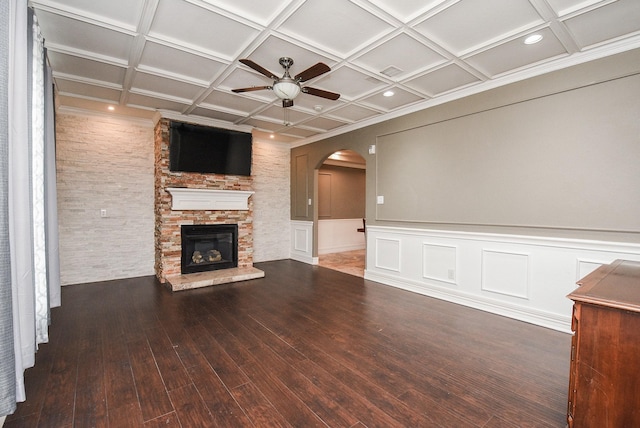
left=107, top=105, right=115, bottom=111
left=524, top=34, right=543, bottom=45
left=383, top=90, right=395, bottom=97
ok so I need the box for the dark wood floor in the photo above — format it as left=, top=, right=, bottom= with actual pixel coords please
left=5, top=259, right=571, bottom=427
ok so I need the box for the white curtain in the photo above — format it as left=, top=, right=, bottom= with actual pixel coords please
left=0, top=0, right=61, bottom=414
left=0, top=0, right=15, bottom=417
left=30, top=5, right=51, bottom=346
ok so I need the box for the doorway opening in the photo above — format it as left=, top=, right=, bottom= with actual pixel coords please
left=316, top=150, right=366, bottom=277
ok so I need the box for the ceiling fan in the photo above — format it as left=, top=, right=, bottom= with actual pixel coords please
left=232, top=57, right=340, bottom=108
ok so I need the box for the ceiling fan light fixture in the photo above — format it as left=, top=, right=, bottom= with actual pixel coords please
left=232, top=57, right=339, bottom=106
left=273, top=79, right=301, bottom=100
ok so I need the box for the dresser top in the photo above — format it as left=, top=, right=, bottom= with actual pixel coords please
left=568, top=259, right=640, bottom=313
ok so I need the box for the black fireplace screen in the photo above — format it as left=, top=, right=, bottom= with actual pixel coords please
left=181, top=224, right=238, bottom=274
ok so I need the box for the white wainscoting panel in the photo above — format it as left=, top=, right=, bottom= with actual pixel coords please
left=481, top=250, right=530, bottom=299
left=364, top=226, right=640, bottom=332
left=375, top=237, right=401, bottom=272
left=290, top=220, right=316, bottom=264
left=575, top=258, right=610, bottom=281
left=317, top=218, right=365, bottom=254
left=423, top=243, right=457, bottom=285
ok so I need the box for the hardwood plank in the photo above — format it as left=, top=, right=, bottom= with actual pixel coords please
left=398, top=388, right=483, bottom=427
left=243, top=343, right=360, bottom=427
left=2, top=413, right=40, bottom=428
left=294, top=358, right=405, bottom=428
left=443, top=360, right=565, bottom=427
left=188, top=322, right=249, bottom=389
left=74, top=334, right=107, bottom=428
left=4, top=342, right=56, bottom=422
left=399, top=365, right=496, bottom=425
left=199, top=311, right=256, bottom=367
left=209, top=306, right=307, bottom=368
left=102, top=334, right=138, bottom=411
left=166, top=327, right=208, bottom=371
left=127, top=338, right=174, bottom=422
left=239, top=361, right=327, bottom=427
left=230, top=382, right=290, bottom=427
left=168, top=384, right=214, bottom=427
left=483, top=415, right=520, bottom=428
left=144, top=327, right=191, bottom=392
left=118, top=301, right=149, bottom=344
left=8, top=261, right=570, bottom=427
left=144, top=412, right=180, bottom=427
left=241, top=281, right=494, bottom=426
left=281, top=331, right=440, bottom=426
left=35, top=330, right=78, bottom=428
left=184, top=354, right=253, bottom=426
left=107, top=402, right=144, bottom=427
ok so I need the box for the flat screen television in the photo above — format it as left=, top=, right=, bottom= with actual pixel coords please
left=169, top=121, right=252, bottom=176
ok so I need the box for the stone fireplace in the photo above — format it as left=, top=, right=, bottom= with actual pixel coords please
left=154, top=118, right=264, bottom=291
left=181, top=224, right=238, bottom=274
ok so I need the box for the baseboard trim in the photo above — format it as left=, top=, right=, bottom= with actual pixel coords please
left=365, top=270, right=572, bottom=333
left=318, top=244, right=365, bottom=255
left=290, top=253, right=318, bottom=265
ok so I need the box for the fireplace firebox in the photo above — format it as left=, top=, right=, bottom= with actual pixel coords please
left=181, top=224, right=238, bottom=274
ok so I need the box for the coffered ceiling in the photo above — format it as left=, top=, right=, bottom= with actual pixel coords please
left=31, top=0, right=640, bottom=144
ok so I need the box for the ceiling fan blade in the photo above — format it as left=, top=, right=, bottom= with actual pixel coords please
left=302, top=87, right=340, bottom=100
left=231, top=86, right=271, bottom=93
left=295, top=62, right=330, bottom=82
left=239, top=59, right=278, bottom=79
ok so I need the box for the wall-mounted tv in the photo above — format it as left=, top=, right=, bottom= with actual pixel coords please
left=169, top=121, right=252, bottom=176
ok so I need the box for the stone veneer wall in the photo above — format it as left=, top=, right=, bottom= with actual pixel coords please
left=251, top=140, right=291, bottom=262
left=55, top=110, right=289, bottom=286
left=154, top=118, right=254, bottom=281
left=56, top=111, right=155, bottom=285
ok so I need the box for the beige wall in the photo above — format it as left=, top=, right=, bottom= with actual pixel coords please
left=318, top=164, right=365, bottom=219
left=56, top=111, right=291, bottom=285
left=376, top=73, right=640, bottom=231
left=291, top=48, right=640, bottom=245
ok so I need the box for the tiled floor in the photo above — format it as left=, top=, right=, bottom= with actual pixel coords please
left=318, top=249, right=365, bottom=278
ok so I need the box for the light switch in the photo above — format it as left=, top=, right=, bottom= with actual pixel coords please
left=376, top=196, right=384, bottom=204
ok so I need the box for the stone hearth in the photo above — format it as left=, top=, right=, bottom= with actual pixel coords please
left=167, top=266, right=265, bottom=291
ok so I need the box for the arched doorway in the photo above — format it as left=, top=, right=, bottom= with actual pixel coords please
left=316, top=150, right=366, bottom=277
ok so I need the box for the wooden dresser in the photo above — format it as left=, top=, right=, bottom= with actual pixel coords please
left=566, top=259, right=640, bottom=427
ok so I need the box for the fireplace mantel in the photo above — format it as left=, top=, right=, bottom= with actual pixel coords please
left=166, top=187, right=254, bottom=211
